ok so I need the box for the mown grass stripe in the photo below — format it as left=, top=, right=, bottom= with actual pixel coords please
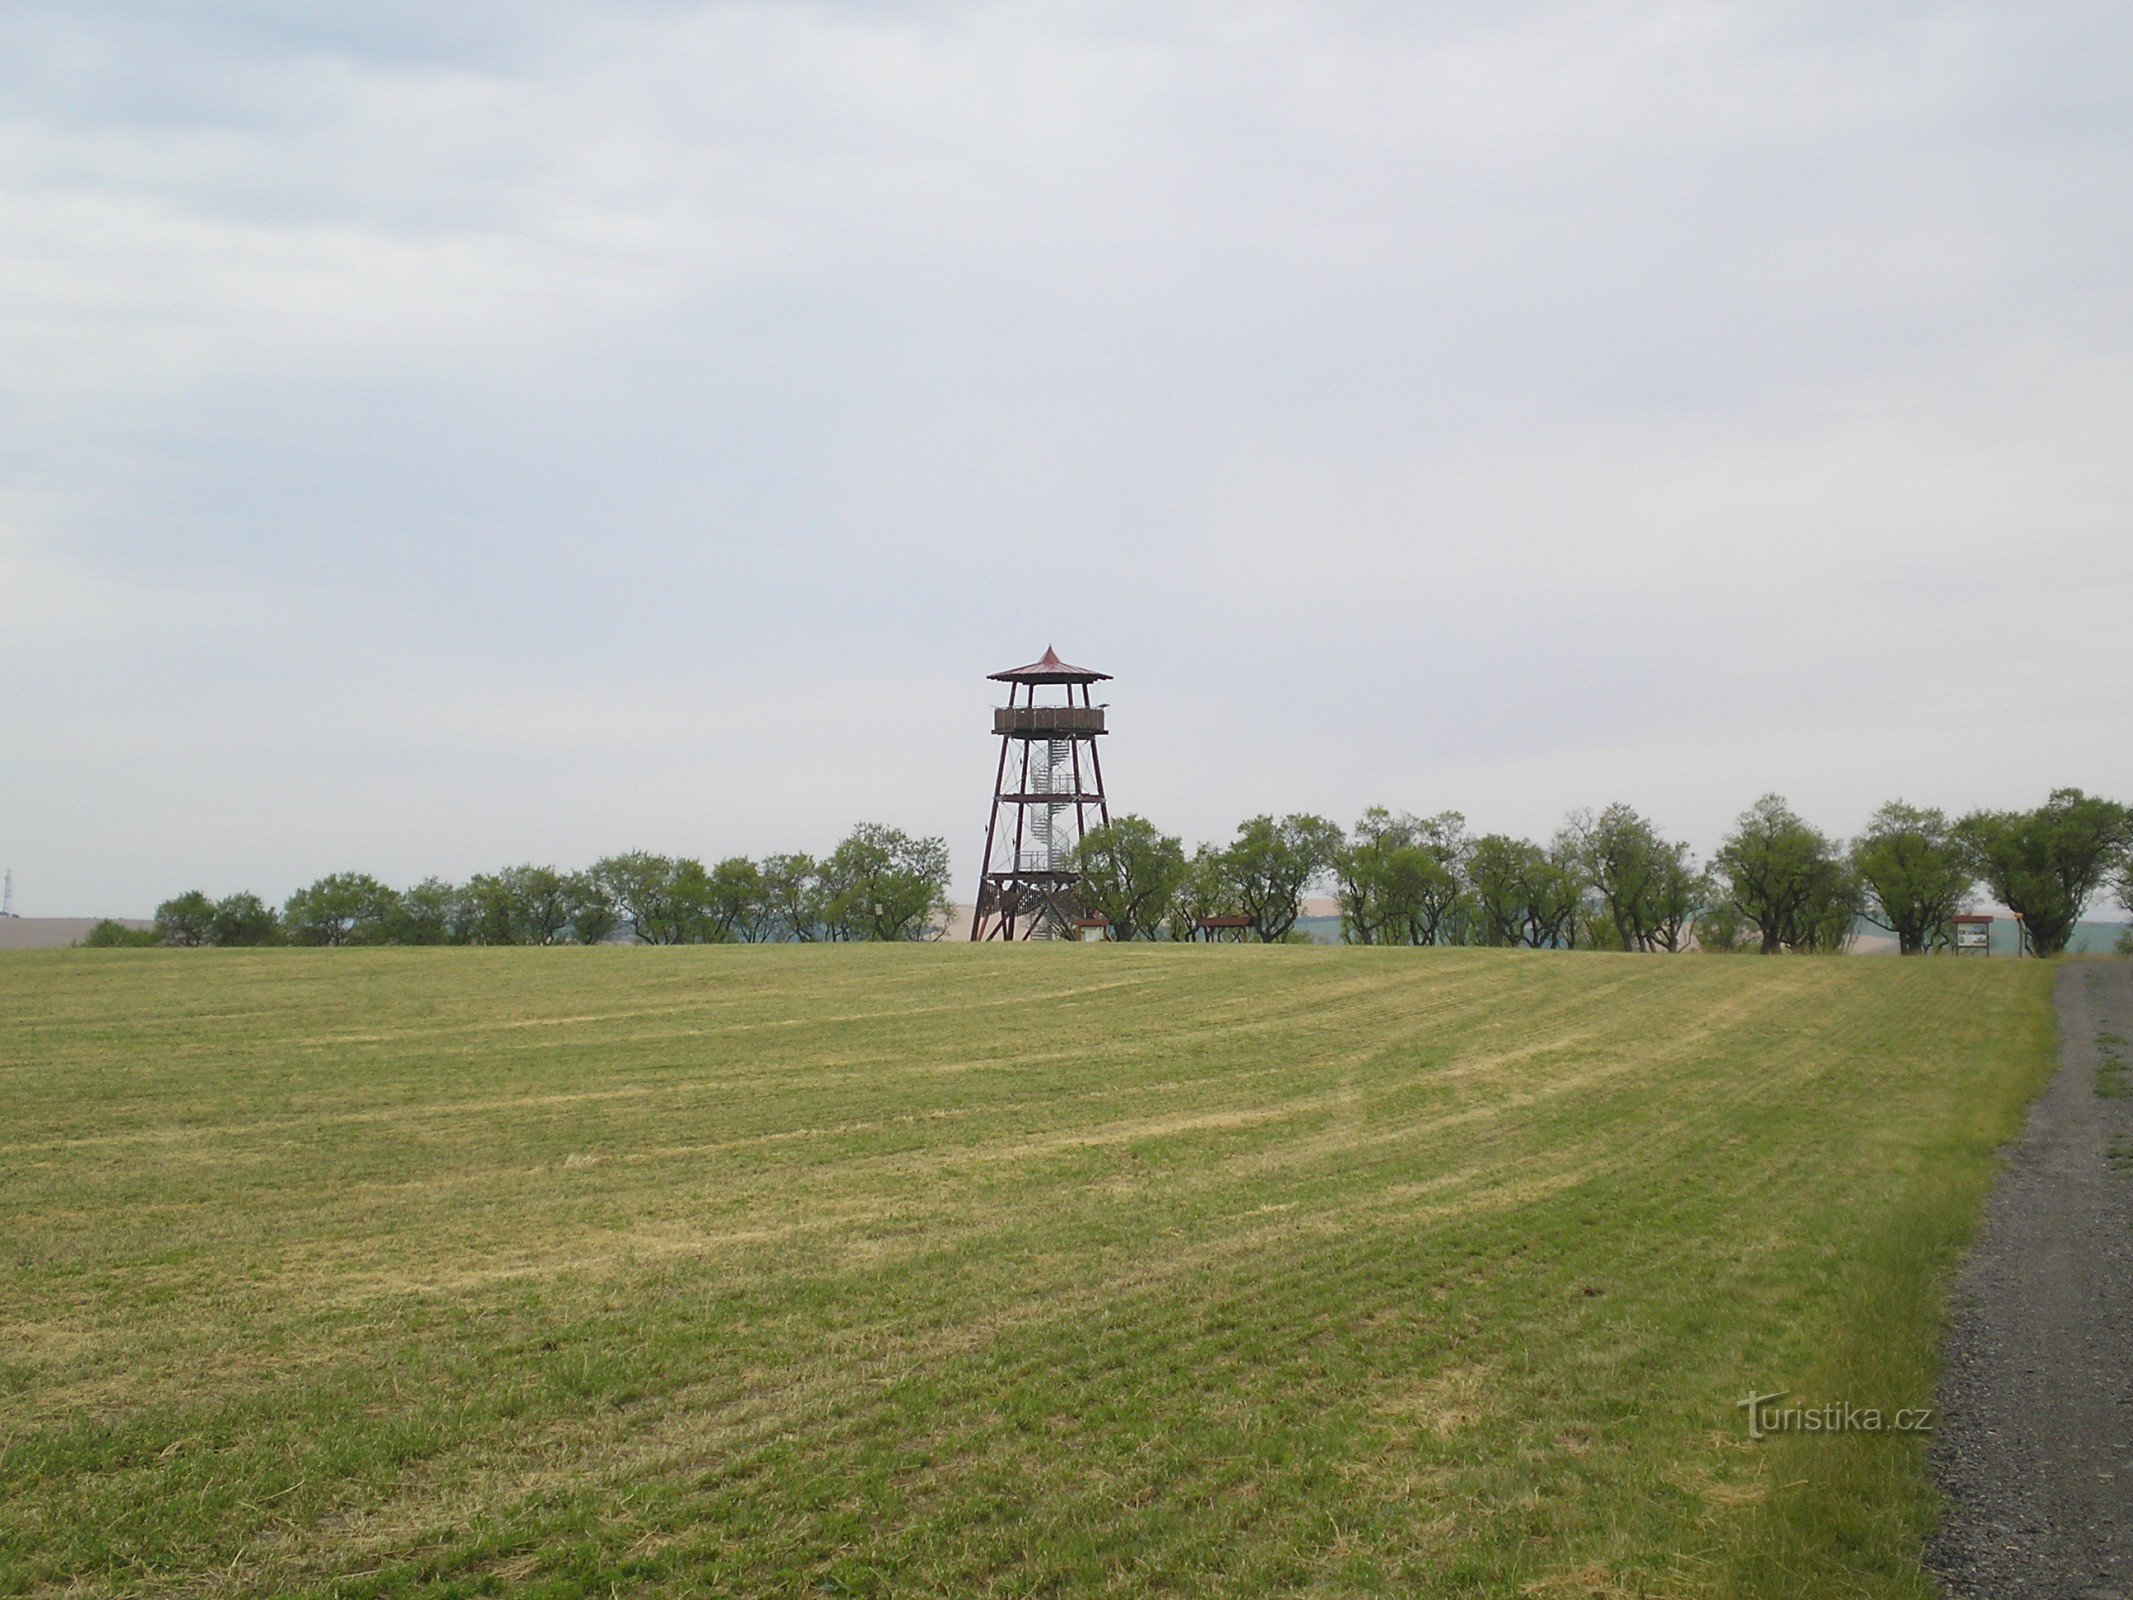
left=0, top=946, right=2053, bottom=1598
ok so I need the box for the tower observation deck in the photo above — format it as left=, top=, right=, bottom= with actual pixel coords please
left=971, top=646, right=1113, bottom=940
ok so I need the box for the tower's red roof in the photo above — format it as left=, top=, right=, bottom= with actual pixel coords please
left=988, top=645, right=1110, bottom=684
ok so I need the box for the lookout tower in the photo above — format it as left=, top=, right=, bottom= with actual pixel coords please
left=972, top=646, right=1113, bottom=940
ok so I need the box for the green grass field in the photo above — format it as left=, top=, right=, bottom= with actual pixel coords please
left=0, top=947, right=2054, bottom=1598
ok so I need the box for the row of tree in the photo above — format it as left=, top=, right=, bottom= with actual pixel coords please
left=144, top=825, right=953, bottom=948
left=1071, top=789, right=2133, bottom=955
left=124, top=789, right=2131, bottom=955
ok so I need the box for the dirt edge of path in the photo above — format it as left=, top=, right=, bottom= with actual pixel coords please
left=1927, top=960, right=2133, bottom=1599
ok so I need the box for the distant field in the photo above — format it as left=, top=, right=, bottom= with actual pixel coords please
left=0, top=947, right=2054, bottom=1597
left=0, top=919, right=150, bottom=952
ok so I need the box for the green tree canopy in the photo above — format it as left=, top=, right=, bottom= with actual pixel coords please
left=1330, top=810, right=1473, bottom=947
left=666, top=859, right=717, bottom=944
left=1332, top=809, right=1411, bottom=946
left=1467, top=835, right=1533, bottom=947
left=821, top=824, right=951, bottom=942
left=1851, top=802, right=1972, bottom=955
left=1572, top=805, right=1703, bottom=953
left=454, top=866, right=574, bottom=945
left=506, top=866, right=575, bottom=945
left=1072, top=815, right=1187, bottom=940
left=561, top=870, right=618, bottom=946
left=1404, top=812, right=1474, bottom=946
left=1222, top=814, right=1341, bottom=943
left=1167, top=844, right=1240, bottom=941
left=79, top=918, right=159, bottom=948
left=1713, top=795, right=1855, bottom=955
left=1957, top=788, right=2133, bottom=956
left=706, top=857, right=769, bottom=943
left=153, top=890, right=216, bottom=947
left=458, top=874, right=515, bottom=944
left=593, top=852, right=693, bottom=944
left=208, top=892, right=280, bottom=947
left=1381, top=846, right=1462, bottom=947
left=757, top=854, right=824, bottom=942
left=1691, top=896, right=1753, bottom=954
left=1468, top=833, right=1585, bottom=949
left=283, top=873, right=400, bottom=947
left=393, top=877, right=465, bottom=945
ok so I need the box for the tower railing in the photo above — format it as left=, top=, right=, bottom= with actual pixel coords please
left=993, top=706, right=1105, bottom=736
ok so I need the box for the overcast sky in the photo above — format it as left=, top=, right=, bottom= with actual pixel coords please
left=3, top=1, right=2129, bottom=915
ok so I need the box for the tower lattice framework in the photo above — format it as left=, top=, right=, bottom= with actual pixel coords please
left=972, top=646, right=1112, bottom=940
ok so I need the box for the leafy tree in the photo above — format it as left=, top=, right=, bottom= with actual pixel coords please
left=1073, top=815, right=1187, bottom=940
left=706, top=857, right=768, bottom=943
left=459, top=873, right=521, bottom=945
left=1467, top=835, right=1534, bottom=948
left=1693, top=897, right=1753, bottom=954
left=1649, top=866, right=1710, bottom=954
left=1713, top=795, right=1854, bottom=954
left=505, top=866, right=574, bottom=945
left=1467, top=834, right=1584, bottom=948
left=454, top=867, right=572, bottom=945
left=393, top=877, right=465, bottom=945
left=1222, top=813, right=1341, bottom=943
left=1168, top=844, right=1241, bottom=941
left=1382, top=846, right=1462, bottom=947
left=209, top=892, right=280, bottom=947
left=1851, top=803, right=1972, bottom=954
left=1403, top=812, right=1473, bottom=945
left=668, top=859, right=720, bottom=943
left=758, top=854, right=824, bottom=942
left=79, top=919, right=159, bottom=948
left=1527, top=833, right=1588, bottom=949
left=821, top=824, right=951, bottom=941
left=594, top=852, right=692, bottom=945
left=153, top=891, right=216, bottom=947
left=283, top=873, right=400, bottom=947
left=1958, top=789, right=2133, bottom=956
left=1331, top=810, right=1472, bottom=948
left=1333, top=809, right=1414, bottom=945
left=1796, top=871, right=1863, bottom=953
left=1573, top=805, right=1703, bottom=953
left=1578, top=901, right=1628, bottom=952
left=561, top=870, right=619, bottom=946
left=1571, top=808, right=1640, bottom=951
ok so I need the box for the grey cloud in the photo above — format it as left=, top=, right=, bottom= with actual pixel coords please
left=1, top=2, right=2128, bottom=912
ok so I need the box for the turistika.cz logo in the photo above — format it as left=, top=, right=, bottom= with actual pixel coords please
left=1737, top=1391, right=1935, bottom=1439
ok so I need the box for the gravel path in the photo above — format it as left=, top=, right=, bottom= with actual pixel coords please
left=1928, top=960, right=2133, bottom=1600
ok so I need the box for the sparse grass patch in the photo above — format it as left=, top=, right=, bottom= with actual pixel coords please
left=2095, top=1031, right=2129, bottom=1097
left=0, top=946, right=2055, bottom=1597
